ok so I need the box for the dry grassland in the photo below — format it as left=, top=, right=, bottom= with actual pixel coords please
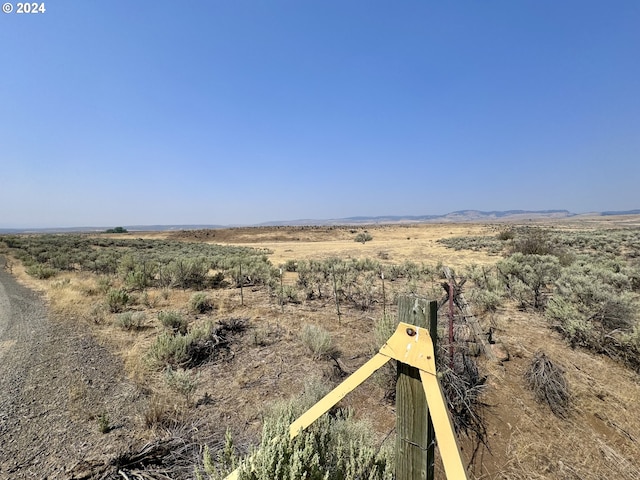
left=3, top=219, right=640, bottom=479
left=173, top=223, right=501, bottom=268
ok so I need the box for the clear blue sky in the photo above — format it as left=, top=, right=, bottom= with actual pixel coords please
left=1, top=1, right=639, bottom=228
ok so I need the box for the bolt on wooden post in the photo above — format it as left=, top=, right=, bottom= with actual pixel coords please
left=396, top=295, right=438, bottom=480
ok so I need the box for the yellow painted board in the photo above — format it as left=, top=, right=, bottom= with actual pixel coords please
left=379, top=322, right=437, bottom=374
left=289, top=353, right=390, bottom=438
left=419, top=370, right=468, bottom=480
left=224, top=469, right=239, bottom=480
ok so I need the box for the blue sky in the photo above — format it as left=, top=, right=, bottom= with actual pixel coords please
left=1, top=1, right=639, bottom=228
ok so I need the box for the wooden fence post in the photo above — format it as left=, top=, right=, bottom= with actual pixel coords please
left=239, top=261, right=244, bottom=306
left=396, top=295, right=438, bottom=480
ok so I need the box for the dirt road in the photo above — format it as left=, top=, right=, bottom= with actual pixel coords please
left=0, top=257, right=143, bottom=479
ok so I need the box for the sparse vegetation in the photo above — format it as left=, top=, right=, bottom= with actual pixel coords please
left=158, top=310, right=188, bottom=334
left=164, top=366, right=199, bottom=406
left=300, top=324, right=334, bottom=360
left=117, top=311, right=145, bottom=331
left=190, top=292, right=213, bottom=314
left=97, top=412, right=111, bottom=433
left=437, top=235, right=504, bottom=254
left=3, top=223, right=640, bottom=479
left=441, top=226, right=640, bottom=371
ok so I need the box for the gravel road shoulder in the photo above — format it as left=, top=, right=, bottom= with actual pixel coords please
left=0, top=256, right=145, bottom=479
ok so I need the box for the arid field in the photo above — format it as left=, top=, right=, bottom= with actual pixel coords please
left=1, top=217, right=639, bottom=479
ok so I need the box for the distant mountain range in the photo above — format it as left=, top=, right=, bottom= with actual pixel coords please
left=1, top=209, right=638, bottom=234
left=601, top=209, right=640, bottom=216
left=260, top=209, right=574, bottom=226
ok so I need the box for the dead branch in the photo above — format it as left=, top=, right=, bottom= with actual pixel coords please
left=524, top=351, right=571, bottom=418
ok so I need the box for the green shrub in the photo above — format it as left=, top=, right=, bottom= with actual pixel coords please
left=117, top=311, right=145, bottom=331
left=190, top=292, right=213, bottom=314
left=198, top=379, right=393, bottom=480
left=300, top=324, right=334, bottom=360
left=470, top=289, right=503, bottom=313
left=199, top=430, right=237, bottom=480
left=546, top=297, right=593, bottom=347
left=158, top=310, right=188, bottom=334
left=147, top=331, right=191, bottom=369
left=26, top=264, right=58, bottom=279
left=167, top=258, right=210, bottom=289
left=497, top=253, right=561, bottom=309
left=245, top=391, right=392, bottom=480
left=372, top=314, right=398, bottom=394
left=281, top=285, right=300, bottom=305
left=164, top=366, right=199, bottom=405
left=105, top=226, right=128, bottom=233
left=511, top=229, right=557, bottom=256
left=283, top=260, right=298, bottom=272
left=106, top=288, right=130, bottom=313
left=465, top=264, right=504, bottom=313
left=146, top=322, right=226, bottom=369
left=96, top=277, right=113, bottom=295
left=497, top=229, right=515, bottom=241
left=354, top=232, right=373, bottom=244
left=97, top=412, right=111, bottom=433
left=124, top=266, right=156, bottom=290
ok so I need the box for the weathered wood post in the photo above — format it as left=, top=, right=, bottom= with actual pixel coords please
left=279, top=267, right=284, bottom=313
left=396, top=295, right=438, bottom=480
left=239, top=260, right=244, bottom=306
left=331, top=263, right=342, bottom=324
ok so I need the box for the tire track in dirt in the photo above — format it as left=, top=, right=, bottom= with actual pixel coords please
left=0, top=257, right=144, bottom=479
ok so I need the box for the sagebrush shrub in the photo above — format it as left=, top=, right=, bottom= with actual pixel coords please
left=117, top=311, right=145, bottom=331
left=197, top=379, right=393, bottom=480
left=511, top=229, right=557, bottom=256
left=97, top=412, right=111, bottom=433
left=281, top=285, right=300, bottom=304
left=354, top=232, right=373, bottom=244
left=26, top=264, right=58, bottom=279
left=96, top=276, right=112, bottom=294
left=147, top=332, right=191, bottom=369
left=190, top=292, right=213, bottom=314
left=497, top=253, right=560, bottom=309
left=164, top=366, right=199, bottom=405
left=497, top=229, right=515, bottom=241
left=283, top=260, right=298, bottom=272
left=158, top=310, right=188, bottom=334
left=106, top=288, right=130, bottom=313
left=146, top=322, right=218, bottom=369
left=300, top=324, right=334, bottom=360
